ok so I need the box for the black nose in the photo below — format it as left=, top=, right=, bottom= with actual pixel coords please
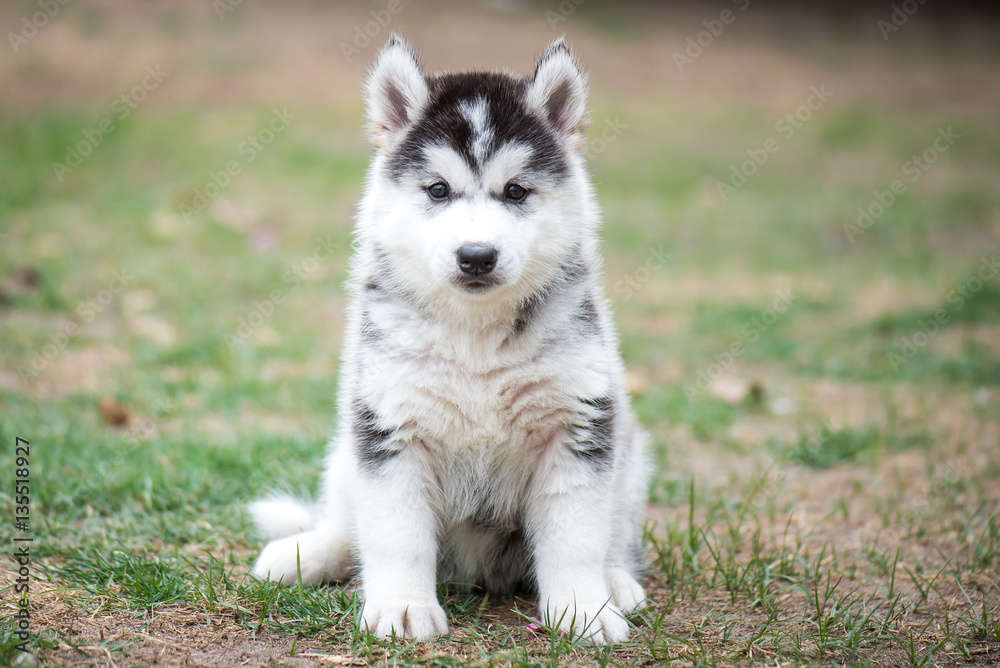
left=456, top=244, right=498, bottom=276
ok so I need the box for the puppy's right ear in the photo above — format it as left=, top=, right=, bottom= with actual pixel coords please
left=527, top=38, right=588, bottom=145
left=365, top=35, right=428, bottom=148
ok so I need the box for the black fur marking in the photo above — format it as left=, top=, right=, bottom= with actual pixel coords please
left=574, top=396, right=616, bottom=468
left=360, top=308, right=383, bottom=342
left=510, top=256, right=589, bottom=337
left=387, top=72, right=568, bottom=183
left=561, top=257, right=588, bottom=283
left=512, top=292, right=544, bottom=336
left=352, top=399, right=397, bottom=473
left=577, top=296, right=599, bottom=327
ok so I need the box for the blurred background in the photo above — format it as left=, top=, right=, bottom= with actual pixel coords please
left=3, top=0, right=1000, bottom=523
left=2, top=0, right=1000, bottom=663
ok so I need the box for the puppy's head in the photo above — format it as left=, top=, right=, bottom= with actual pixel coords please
left=358, top=35, right=595, bottom=306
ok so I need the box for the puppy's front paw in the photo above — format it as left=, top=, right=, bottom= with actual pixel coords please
left=361, top=599, right=449, bottom=640
left=541, top=596, right=630, bottom=644
left=607, top=567, right=647, bottom=613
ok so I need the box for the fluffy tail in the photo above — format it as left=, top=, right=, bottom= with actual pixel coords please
left=248, top=495, right=316, bottom=540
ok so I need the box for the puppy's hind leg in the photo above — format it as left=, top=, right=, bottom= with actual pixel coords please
left=250, top=441, right=354, bottom=586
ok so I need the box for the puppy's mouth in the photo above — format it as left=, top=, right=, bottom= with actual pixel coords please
left=453, top=274, right=502, bottom=293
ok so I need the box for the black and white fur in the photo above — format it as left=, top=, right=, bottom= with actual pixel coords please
left=250, top=36, right=648, bottom=644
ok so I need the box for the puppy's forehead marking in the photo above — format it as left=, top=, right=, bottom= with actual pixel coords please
left=386, top=72, right=569, bottom=184
left=459, top=97, right=493, bottom=165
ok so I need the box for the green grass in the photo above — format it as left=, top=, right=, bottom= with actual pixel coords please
left=2, top=14, right=1000, bottom=666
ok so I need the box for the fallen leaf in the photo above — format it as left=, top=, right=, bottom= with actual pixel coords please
left=99, top=395, right=131, bottom=426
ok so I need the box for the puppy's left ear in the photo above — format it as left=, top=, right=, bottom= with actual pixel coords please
left=527, top=38, right=588, bottom=144
left=365, top=34, right=429, bottom=148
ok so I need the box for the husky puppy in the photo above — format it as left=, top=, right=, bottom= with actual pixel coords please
left=250, top=35, right=648, bottom=644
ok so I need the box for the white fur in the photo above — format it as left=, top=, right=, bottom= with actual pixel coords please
left=526, top=38, right=589, bottom=141
left=460, top=97, right=493, bottom=164
left=251, top=36, right=648, bottom=644
left=247, top=496, right=314, bottom=540
left=364, top=35, right=429, bottom=145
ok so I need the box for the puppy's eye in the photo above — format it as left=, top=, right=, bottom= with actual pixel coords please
left=504, top=183, right=528, bottom=202
left=427, top=182, right=450, bottom=201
